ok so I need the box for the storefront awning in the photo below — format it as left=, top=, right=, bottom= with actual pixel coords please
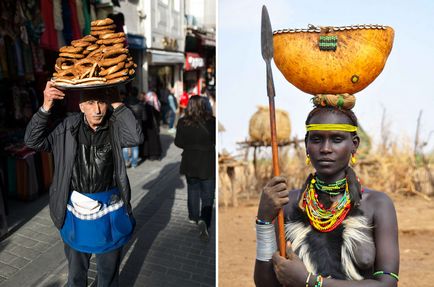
left=148, top=50, right=185, bottom=65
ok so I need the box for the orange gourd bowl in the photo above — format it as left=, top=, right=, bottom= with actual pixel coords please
left=273, top=25, right=394, bottom=95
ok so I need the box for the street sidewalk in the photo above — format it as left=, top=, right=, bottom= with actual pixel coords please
left=0, top=131, right=215, bottom=287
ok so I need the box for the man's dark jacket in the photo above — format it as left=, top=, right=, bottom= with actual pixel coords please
left=24, top=105, right=143, bottom=229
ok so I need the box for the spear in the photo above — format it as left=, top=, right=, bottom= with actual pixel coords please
left=260, top=5, right=286, bottom=258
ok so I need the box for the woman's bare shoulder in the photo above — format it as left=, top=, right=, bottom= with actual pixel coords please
left=362, top=188, right=397, bottom=217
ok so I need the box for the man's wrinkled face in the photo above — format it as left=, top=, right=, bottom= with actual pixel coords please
left=79, top=100, right=109, bottom=130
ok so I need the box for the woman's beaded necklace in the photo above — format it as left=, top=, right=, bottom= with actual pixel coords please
left=314, top=177, right=347, bottom=196
left=303, top=176, right=351, bottom=232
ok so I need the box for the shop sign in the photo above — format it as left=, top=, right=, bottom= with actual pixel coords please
left=185, top=53, right=205, bottom=70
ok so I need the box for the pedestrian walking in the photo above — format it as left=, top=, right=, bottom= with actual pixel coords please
left=167, top=87, right=178, bottom=134
left=141, top=90, right=162, bottom=160
left=24, top=81, right=143, bottom=286
left=174, top=96, right=215, bottom=241
left=123, top=86, right=146, bottom=168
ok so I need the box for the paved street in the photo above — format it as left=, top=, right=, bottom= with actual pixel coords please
left=0, top=131, right=215, bottom=287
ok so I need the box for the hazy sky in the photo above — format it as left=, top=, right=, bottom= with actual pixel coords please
left=218, top=0, right=434, bottom=155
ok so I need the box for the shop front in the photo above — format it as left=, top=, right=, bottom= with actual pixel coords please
left=184, top=52, right=205, bottom=96
left=145, top=49, right=185, bottom=97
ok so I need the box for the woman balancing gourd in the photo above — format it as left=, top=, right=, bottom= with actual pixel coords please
left=254, top=24, right=399, bottom=287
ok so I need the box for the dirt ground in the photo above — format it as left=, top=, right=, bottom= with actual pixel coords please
left=219, top=194, right=434, bottom=287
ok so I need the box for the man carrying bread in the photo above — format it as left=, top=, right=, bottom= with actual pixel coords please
left=25, top=81, right=143, bottom=286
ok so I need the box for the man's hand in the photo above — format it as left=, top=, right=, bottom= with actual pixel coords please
left=42, top=81, right=65, bottom=112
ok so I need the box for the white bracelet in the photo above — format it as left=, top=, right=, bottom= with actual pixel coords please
left=256, top=224, right=277, bottom=261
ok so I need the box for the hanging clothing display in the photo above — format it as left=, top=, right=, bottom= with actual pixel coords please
left=40, top=0, right=58, bottom=50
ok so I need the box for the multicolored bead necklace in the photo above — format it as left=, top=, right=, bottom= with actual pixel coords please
left=314, top=177, right=347, bottom=196
left=303, top=176, right=351, bottom=232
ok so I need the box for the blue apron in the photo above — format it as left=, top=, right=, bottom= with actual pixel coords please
left=60, top=188, right=135, bottom=254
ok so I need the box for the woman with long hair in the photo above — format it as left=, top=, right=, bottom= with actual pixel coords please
left=175, top=95, right=216, bottom=241
left=254, top=96, right=399, bottom=287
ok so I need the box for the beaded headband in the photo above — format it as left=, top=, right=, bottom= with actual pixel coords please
left=306, top=124, right=358, bottom=132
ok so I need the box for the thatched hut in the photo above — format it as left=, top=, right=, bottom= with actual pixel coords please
left=249, top=106, right=291, bottom=144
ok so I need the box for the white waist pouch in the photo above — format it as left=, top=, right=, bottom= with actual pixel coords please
left=70, top=191, right=102, bottom=215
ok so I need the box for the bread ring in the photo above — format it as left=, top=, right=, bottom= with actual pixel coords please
left=86, top=44, right=100, bottom=51
left=73, top=77, right=107, bottom=84
left=56, top=68, right=79, bottom=78
left=71, top=40, right=91, bottom=48
left=88, top=45, right=106, bottom=58
left=103, top=48, right=128, bottom=58
left=75, top=57, right=97, bottom=67
left=54, top=78, right=76, bottom=84
left=125, top=60, right=134, bottom=68
left=82, top=49, right=90, bottom=55
left=104, top=69, right=128, bottom=80
left=91, top=24, right=116, bottom=31
left=100, top=54, right=127, bottom=67
left=91, top=18, right=114, bottom=27
left=59, top=46, right=83, bottom=53
left=128, top=69, right=135, bottom=76
left=99, top=62, right=125, bottom=76
left=81, top=35, right=98, bottom=42
left=111, top=43, right=124, bottom=49
left=90, top=30, right=115, bottom=36
left=56, top=58, right=77, bottom=70
left=106, top=76, right=129, bottom=84
left=59, top=52, right=85, bottom=59
left=97, top=37, right=125, bottom=45
left=100, top=32, right=126, bottom=40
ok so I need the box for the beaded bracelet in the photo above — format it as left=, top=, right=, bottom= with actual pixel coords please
left=255, top=217, right=272, bottom=225
left=314, top=275, right=323, bottom=287
left=373, top=271, right=399, bottom=281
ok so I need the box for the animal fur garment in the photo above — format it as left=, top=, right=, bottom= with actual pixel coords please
left=285, top=207, right=374, bottom=280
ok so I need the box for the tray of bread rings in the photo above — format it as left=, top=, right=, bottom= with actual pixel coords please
left=51, top=18, right=138, bottom=90
left=52, top=75, right=135, bottom=90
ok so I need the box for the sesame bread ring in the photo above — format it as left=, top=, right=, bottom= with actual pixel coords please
left=71, top=40, right=91, bottom=48
left=56, top=58, right=77, bottom=70
left=91, top=18, right=114, bottom=27
left=106, top=76, right=129, bottom=84
left=91, top=24, right=116, bottom=31
left=81, top=35, right=98, bottom=42
left=54, top=78, right=76, bottom=83
left=111, top=43, right=124, bottom=49
left=104, top=69, right=128, bottom=80
left=86, top=44, right=100, bottom=51
left=75, top=57, right=97, bottom=68
left=103, top=48, right=128, bottom=58
left=96, top=37, right=125, bottom=45
left=99, top=62, right=125, bottom=76
left=56, top=68, right=79, bottom=78
left=59, top=52, right=85, bottom=59
left=82, top=50, right=90, bottom=55
left=73, top=77, right=107, bottom=84
left=59, top=46, right=83, bottom=53
left=88, top=46, right=105, bottom=58
left=100, top=54, right=127, bottom=67
left=124, top=60, right=134, bottom=68
left=91, top=30, right=115, bottom=36
left=100, top=32, right=126, bottom=40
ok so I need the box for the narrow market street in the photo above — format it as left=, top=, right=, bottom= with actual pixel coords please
left=0, top=131, right=215, bottom=287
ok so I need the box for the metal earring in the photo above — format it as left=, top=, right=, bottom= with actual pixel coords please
left=306, top=154, right=311, bottom=166
left=350, top=153, right=357, bottom=165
